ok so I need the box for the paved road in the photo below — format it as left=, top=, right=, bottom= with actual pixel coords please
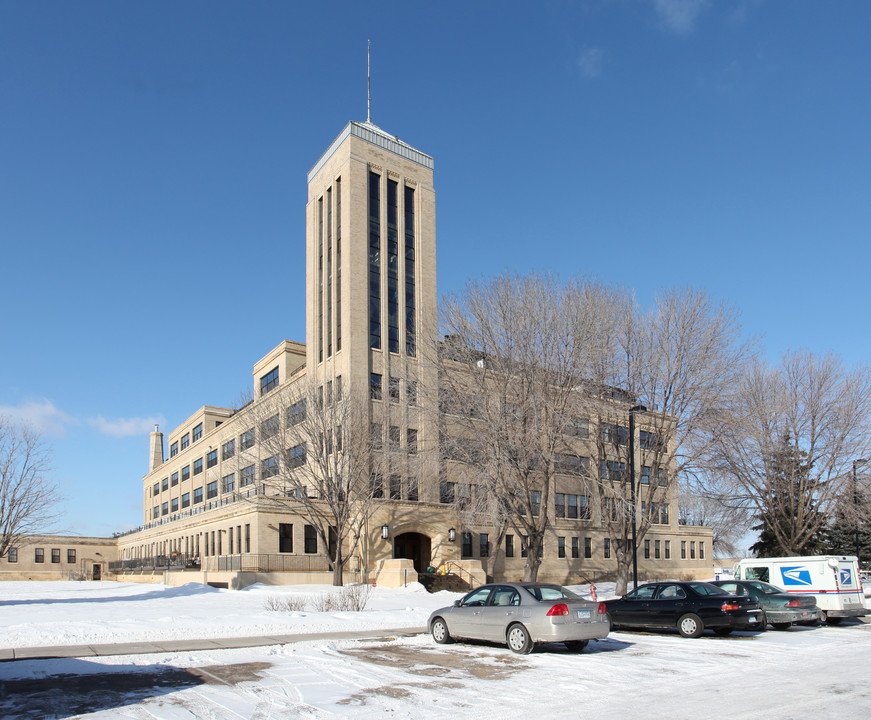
left=0, top=626, right=429, bottom=661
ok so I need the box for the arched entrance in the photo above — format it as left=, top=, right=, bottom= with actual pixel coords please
left=393, top=532, right=432, bottom=573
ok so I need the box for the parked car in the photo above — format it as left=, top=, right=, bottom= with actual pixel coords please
left=428, top=582, right=609, bottom=654
left=711, top=579, right=821, bottom=629
left=603, top=581, right=765, bottom=638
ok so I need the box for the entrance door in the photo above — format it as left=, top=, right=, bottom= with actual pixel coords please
left=92, top=564, right=102, bottom=581
left=393, top=532, right=432, bottom=573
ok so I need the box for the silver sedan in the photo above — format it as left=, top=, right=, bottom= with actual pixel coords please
left=428, top=582, right=610, bottom=654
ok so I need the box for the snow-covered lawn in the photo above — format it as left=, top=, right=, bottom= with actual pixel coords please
left=1, top=581, right=869, bottom=719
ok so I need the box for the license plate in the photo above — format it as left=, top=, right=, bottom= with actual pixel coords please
left=576, top=610, right=591, bottom=619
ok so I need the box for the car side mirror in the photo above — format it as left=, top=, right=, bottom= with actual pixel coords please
left=453, top=600, right=461, bottom=607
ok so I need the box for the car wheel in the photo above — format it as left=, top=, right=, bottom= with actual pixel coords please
left=771, top=622, right=791, bottom=630
left=431, top=618, right=453, bottom=644
left=506, top=623, right=534, bottom=654
left=564, top=640, right=588, bottom=653
left=713, top=627, right=733, bottom=636
left=677, top=613, right=704, bottom=638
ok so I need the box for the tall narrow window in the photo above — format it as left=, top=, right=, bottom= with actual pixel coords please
left=368, top=171, right=381, bottom=349
left=326, top=186, right=333, bottom=358
left=386, top=179, right=399, bottom=353
left=304, top=525, right=318, bottom=554
left=404, top=185, right=416, bottom=356
left=335, top=177, right=342, bottom=352
left=318, top=196, right=324, bottom=362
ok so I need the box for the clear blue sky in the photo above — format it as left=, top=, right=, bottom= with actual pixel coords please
left=1, top=1, right=869, bottom=537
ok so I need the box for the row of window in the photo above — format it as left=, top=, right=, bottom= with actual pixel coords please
left=457, top=534, right=704, bottom=561
left=369, top=373, right=417, bottom=404
left=169, top=422, right=205, bottom=458
left=278, top=523, right=320, bottom=554
left=318, top=178, right=342, bottom=363
left=5, top=548, right=77, bottom=564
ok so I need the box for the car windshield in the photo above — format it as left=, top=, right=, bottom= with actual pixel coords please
left=523, top=584, right=581, bottom=601
left=746, top=581, right=784, bottom=595
left=687, top=582, right=729, bottom=596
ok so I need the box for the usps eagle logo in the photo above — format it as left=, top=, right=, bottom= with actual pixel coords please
left=780, top=566, right=812, bottom=585
left=839, top=568, right=852, bottom=585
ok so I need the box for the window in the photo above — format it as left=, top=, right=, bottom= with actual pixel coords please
left=152, top=506, right=159, bottom=519
left=207, top=449, right=217, bottom=469
left=389, top=376, right=400, bottom=402
left=404, top=184, right=416, bottom=356
left=556, top=493, right=589, bottom=520
left=604, top=538, right=611, bottom=559
left=389, top=425, right=400, bottom=450
left=389, top=475, right=401, bottom=500
left=287, top=444, right=306, bottom=469
left=262, top=455, right=279, bottom=479
left=368, top=171, right=381, bottom=349
left=655, top=539, right=661, bottom=559
left=304, top=525, right=317, bottom=554
left=222, top=439, right=235, bottom=460
left=644, top=540, right=651, bottom=559
left=35, top=548, right=44, bottom=563
left=51, top=548, right=60, bottom=563
left=287, top=399, right=306, bottom=426
left=681, top=541, right=687, bottom=559
left=192, top=423, right=203, bottom=442
left=407, top=381, right=417, bottom=405
left=370, top=423, right=382, bottom=450
left=161, top=477, right=168, bottom=491
left=8, top=548, right=17, bottom=563
left=600, top=460, right=626, bottom=482
left=65, top=549, right=75, bottom=563
left=566, top=417, right=590, bottom=438
left=181, top=493, right=190, bottom=508
left=530, top=490, right=541, bottom=517
left=370, top=372, right=382, bottom=400
left=170, top=441, right=178, bottom=458
left=279, top=523, right=293, bottom=553
left=457, top=483, right=471, bottom=509
left=181, top=465, right=190, bottom=481
left=480, top=533, right=490, bottom=557
left=640, top=430, right=666, bottom=452
left=370, top=474, right=383, bottom=498
left=194, top=487, right=203, bottom=504
left=407, top=476, right=418, bottom=502
left=461, top=531, right=472, bottom=557
left=261, top=366, right=279, bottom=395
left=181, top=433, right=190, bottom=450
left=571, top=537, right=579, bottom=559
left=690, top=541, right=696, bottom=559
left=602, top=424, right=628, bottom=445
left=261, top=414, right=280, bottom=440
left=171, top=498, right=179, bottom=512
left=241, top=428, right=255, bottom=450
left=222, top=473, right=235, bottom=493
left=439, top=480, right=455, bottom=504
left=153, top=482, right=159, bottom=495
left=558, top=537, right=566, bottom=558
left=245, top=524, right=251, bottom=553
left=193, top=458, right=203, bottom=475
left=240, top=465, right=255, bottom=487
left=555, top=454, right=589, bottom=475
left=335, top=375, right=343, bottom=401
left=505, top=534, right=514, bottom=558
left=665, top=540, right=671, bottom=559
left=407, top=428, right=418, bottom=454
left=171, top=471, right=178, bottom=487
left=585, top=537, right=592, bottom=558
left=640, top=466, right=651, bottom=485
left=700, top=541, right=705, bottom=559
left=162, top=502, right=168, bottom=516
left=207, top=481, right=218, bottom=499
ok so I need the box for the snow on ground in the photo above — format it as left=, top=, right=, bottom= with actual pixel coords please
left=1, top=581, right=870, bottom=719
left=0, top=580, right=462, bottom=648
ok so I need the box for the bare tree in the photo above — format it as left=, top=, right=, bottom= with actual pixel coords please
left=592, top=287, right=754, bottom=592
left=677, top=476, right=754, bottom=558
left=0, top=415, right=61, bottom=558
left=245, top=382, right=387, bottom=585
left=709, top=350, right=871, bottom=556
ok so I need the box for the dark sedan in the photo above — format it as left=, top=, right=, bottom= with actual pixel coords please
left=604, top=581, right=765, bottom=637
left=711, top=580, right=821, bottom=629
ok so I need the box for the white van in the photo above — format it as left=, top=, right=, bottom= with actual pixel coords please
left=733, top=555, right=867, bottom=624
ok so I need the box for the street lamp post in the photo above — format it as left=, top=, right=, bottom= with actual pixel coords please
left=628, top=404, right=647, bottom=591
left=853, top=459, right=868, bottom=562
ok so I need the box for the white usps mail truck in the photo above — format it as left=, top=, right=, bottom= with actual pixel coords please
left=733, top=555, right=867, bottom=624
